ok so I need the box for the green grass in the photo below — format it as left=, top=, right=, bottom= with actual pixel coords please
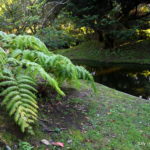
left=45, top=84, right=150, bottom=150
left=0, top=83, right=150, bottom=149
left=55, top=40, right=150, bottom=65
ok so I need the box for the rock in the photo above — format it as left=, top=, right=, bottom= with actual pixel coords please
left=41, top=139, right=50, bottom=146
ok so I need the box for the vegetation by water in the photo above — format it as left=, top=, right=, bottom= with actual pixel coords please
left=0, top=0, right=150, bottom=149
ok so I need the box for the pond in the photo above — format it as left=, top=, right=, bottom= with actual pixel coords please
left=73, top=60, right=150, bottom=99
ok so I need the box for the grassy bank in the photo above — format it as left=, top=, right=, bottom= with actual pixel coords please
left=56, top=40, right=150, bottom=65
left=0, top=83, right=150, bottom=149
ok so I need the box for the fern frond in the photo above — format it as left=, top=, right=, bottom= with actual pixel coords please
left=0, top=74, right=38, bottom=133
left=0, top=75, right=14, bottom=81
left=22, top=99, right=38, bottom=109
left=19, top=84, right=38, bottom=93
left=0, top=31, right=7, bottom=39
left=11, top=49, right=94, bottom=87
left=21, top=59, right=65, bottom=96
left=19, top=89, right=36, bottom=99
left=0, top=47, right=7, bottom=71
left=0, top=80, right=17, bottom=86
left=2, top=91, right=20, bottom=105
left=0, top=86, right=18, bottom=96
left=11, top=35, right=50, bottom=54
left=18, top=78, right=37, bottom=86
left=6, top=95, right=21, bottom=110
left=0, top=31, right=96, bottom=134
left=0, top=32, right=16, bottom=49
left=9, top=101, right=22, bottom=116
left=76, top=66, right=94, bottom=81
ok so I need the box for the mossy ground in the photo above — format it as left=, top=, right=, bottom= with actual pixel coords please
left=56, top=40, right=150, bottom=65
left=0, top=83, right=150, bottom=150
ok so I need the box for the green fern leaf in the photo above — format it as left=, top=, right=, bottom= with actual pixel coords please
left=0, top=81, right=17, bottom=86
left=6, top=95, right=21, bottom=110
left=18, top=79, right=37, bottom=86
left=11, top=35, right=51, bottom=54
left=9, top=101, right=22, bottom=116
left=22, top=99, right=38, bottom=109
left=2, top=91, right=20, bottom=105
left=19, top=84, right=38, bottom=93
left=0, top=86, right=18, bottom=96
left=0, top=74, right=38, bottom=133
left=19, top=89, right=36, bottom=99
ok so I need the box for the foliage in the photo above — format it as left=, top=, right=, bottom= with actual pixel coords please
left=36, top=10, right=89, bottom=50
left=137, top=29, right=150, bottom=39
left=0, top=0, right=150, bottom=49
left=0, top=0, right=70, bottom=34
left=0, top=0, right=88, bottom=49
left=0, top=31, right=94, bottom=134
left=0, top=74, right=38, bottom=133
left=10, top=35, right=49, bottom=53
left=110, top=28, right=139, bottom=43
left=0, top=0, right=43, bottom=34
left=36, top=27, right=76, bottom=50
left=68, top=0, right=150, bottom=30
left=18, top=141, right=33, bottom=150
left=67, top=0, right=150, bottom=48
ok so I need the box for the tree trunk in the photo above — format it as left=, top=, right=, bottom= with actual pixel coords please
left=103, top=32, right=114, bottom=49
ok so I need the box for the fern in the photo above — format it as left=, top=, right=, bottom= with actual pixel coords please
left=0, top=47, right=6, bottom=70
left=0, top=31, right=7, bottom=40
left=10, top=35, right=50, bottom=54
left=21, top=59, right=65, bottom=96
left=0, top=31, right=95, bottom=134
left=0, top=31, right=16, bottom=48
left=11, top=49, right=94, bottom=83
left=0, top=73, right=38, bottom=134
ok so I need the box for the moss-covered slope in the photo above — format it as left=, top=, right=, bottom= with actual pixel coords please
left=56, top=40, right=150, bottom=66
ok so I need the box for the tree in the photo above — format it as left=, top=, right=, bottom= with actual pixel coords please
left=0, top=0, right=42, bottom=34
left=67, top=0, right=150, bottom=48
left=0, top=0, right=70, bottom=34
left=41, top=0, right=69, bottom=27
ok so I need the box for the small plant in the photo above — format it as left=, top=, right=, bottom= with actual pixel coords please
left=18, top=141, right=33, bottom=150
left=0, top=31, right=95, bottom=134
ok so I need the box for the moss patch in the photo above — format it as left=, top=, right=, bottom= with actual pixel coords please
left=56, top=40, right=150, bottom=66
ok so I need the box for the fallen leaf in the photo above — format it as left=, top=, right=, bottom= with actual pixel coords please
left=50, top=142, right=64, bottom=147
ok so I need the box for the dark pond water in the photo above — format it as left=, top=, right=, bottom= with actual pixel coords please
left=88, top=65, right=150, bottom=99
left=73, top=60, right=150, bottom=99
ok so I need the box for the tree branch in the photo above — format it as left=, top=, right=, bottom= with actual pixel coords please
left=41, top=0, right=69, bottom=27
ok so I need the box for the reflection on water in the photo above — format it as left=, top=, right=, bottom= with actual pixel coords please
left=87, top=66, right=150, bottom=99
